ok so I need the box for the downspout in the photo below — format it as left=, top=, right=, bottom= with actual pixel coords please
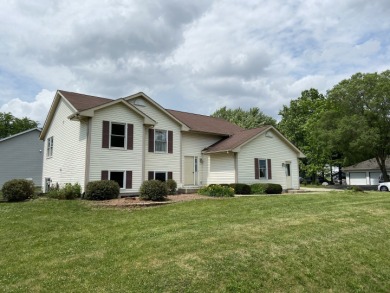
left=84, top=117, right=92, bottom=193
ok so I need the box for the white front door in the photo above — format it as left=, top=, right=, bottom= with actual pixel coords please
left=285, top=163, right=292, bottom=189
left=184, top=156, right=195, bottom=185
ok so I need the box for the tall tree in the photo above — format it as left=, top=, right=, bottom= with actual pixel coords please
left=211, top=107, right=277, bottom=129
left=278, top=89, right=332, bottom=177
left=0, top=112, right=38, bottom=139
left=313, top=70, right=390, bottom=182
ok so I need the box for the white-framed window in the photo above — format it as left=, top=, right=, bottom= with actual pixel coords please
left=46, top=136, right=53, bottom=158
left=110, top=123, right=126, bottom=148
left=259, top=159, right=267, bottom=179
left=110, top=171, right=125, bottom=189
left=155, top=129, right=167, bottom=152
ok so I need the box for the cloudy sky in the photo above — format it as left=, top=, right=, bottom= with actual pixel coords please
left=1, top=0, right=389, bottom=125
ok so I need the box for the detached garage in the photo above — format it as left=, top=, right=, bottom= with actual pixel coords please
left=344, top=158, right=390, bottom=186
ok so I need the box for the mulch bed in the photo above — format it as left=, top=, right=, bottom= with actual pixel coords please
left=91, top=194, right=213, bottom=208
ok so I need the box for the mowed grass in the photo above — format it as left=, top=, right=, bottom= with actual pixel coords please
left=1, top=192, right=390, bottom=292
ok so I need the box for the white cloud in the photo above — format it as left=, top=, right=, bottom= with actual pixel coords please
left=0, top=0, right=389, bottom=121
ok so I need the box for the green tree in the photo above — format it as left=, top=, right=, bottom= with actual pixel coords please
left=278, top=89, right=332, bottom=178
left=314, top=70, right=390, bottom=182
left=211, top=107, right=277, bottom=129
left=0, top=112, right=38, bottom=139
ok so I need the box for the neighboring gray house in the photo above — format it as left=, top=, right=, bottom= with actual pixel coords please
left=0, top=128, right=43, bottom=187
left=344, top=158, right=390, bottom=185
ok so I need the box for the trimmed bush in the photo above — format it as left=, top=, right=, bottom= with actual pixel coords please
left=165, top=179, right=177, bottom=195
left=229, top=183, right=251, bottom=195
left=2, top=179, right=35, bottom=202
left=85, top=180, right=120, bottom=200
left=198, top=185, right=235, bottom=197
left=251, top=183, right=267, bottom=195
left=47, top=183, right=81, bottom=200
left=140, top=180, right=168, bottom=201
left=251, top=183, right=283, bottom=195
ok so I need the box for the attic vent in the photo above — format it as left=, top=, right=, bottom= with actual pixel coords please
left=265, top=131, right=273, bottom=138
left=133, top=98, right=146, bottom=107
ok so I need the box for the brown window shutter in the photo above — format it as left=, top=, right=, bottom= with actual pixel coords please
left=168, top=131, right=173, bottom=153
left=148, top=171, right=154, bottom=180
left=267, top=159, right=272, bottom=179
left=127, top=124, right=133, bottom=150
left=102, top=121, right=110, bottom=148
left=126, top=171, right=132, bottom=189
left=168, top=172, right=173, bottom=180
left=101, top=170, right=108, bottom=180
left=148, top=129, right=154, bottom=152
left=254, top=158, right=259, bottom=179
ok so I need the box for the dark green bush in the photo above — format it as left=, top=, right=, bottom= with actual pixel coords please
left=251, top=183, right=283, bottom=195
left=47, top=183, right=81, bottom=200
left=85, top=180, right=120, bottom=200
left=266, top=183, right=283, bottom=194
left=140, top=180, right=168, bottom=201
left=198, top=185, right=235, bottom=197
left=1, top=179, right=35, bottom=202
left=229, top=183, right=251, bottom=195
left=165, top=179, right=177, bottom=195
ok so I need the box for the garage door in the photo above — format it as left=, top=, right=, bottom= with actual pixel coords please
left=370, top=172, right=382, bottom=185
left=349, top=172, right=367, bottom=185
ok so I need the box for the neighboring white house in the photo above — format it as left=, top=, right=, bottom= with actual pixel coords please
left=0, top=128, right=43, bottom=187
left=344, top=158, right=390, bottom=185
left=40, top=90, right=305, bottom=194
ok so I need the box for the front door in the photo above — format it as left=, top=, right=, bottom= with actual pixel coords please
left=184, top=156, right=196, bottom=185
left=285, top=163, right=292, bottom=189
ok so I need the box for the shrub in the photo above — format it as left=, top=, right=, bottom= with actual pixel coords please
left=229, top=183, right=251, bottom=195
left=251, top=183, right=283, bottom=195
left=139, top=180, right=168, bottom=201
left=1, top=179, right=35, bottom=202
left=165, top=179, right=177, bottom=195
left=198, top=185, right=235, bottom=197
left=85, top=180, right=120, bottom=200
left=251, top=183, right=266, bottom=195
left=47, top=183, right=81, bottom=200
left=266, top=183, right=283, bottom=194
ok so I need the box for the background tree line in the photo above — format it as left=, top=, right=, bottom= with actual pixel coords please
left=213, top=70, right=390, bottom=183
left=0, top=112, right=38, bottom=139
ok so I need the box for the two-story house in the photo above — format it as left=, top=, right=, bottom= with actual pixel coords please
left=40, top=90, right=304, bottom=194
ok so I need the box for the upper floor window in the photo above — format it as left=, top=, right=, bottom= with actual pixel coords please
left=155, top=129, right=167, bottom=152
left=111, top=123, right=125, bottom=148
left=46, top=136, right=53, bottom=158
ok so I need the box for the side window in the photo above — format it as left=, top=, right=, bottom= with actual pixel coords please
left=46, top=136, right=53, bottom=158
left=259, top=159, right=267, bottom=179
left=110, top=123, right=125, bottom=148
left=155, top=129, right=167, bottom=152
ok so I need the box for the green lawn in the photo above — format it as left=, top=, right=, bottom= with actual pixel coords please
left=1, top=192, right=390, bottom=292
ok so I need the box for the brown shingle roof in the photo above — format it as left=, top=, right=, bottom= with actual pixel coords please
left=203, top=126, right=269, bottom=153
left=59, top=90, right=113, bottom=112
left=166, top=109, right=243, bottom=135
left=344, top=157, right=390, bottom=171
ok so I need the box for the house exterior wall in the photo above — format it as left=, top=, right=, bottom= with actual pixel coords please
left=181, top=132, right=223, bottom=186
left=42, top=98, right=87, bottom=190
left=0, top=130, right=43, bottom=187
left=237, top=131, right=300, bottom=189
left=88, top=103, right=144, bottom=193
left=132, top=99, right=182, bottom=184
left=204, top=153, right=236, bottom=185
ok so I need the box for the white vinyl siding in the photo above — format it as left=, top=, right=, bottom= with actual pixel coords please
left=181, top=132, right=223, bottom=186
left=205, top=152, right=235, bottom=185
left=42, top=98, right=87, bottom=190
left=132, top=98, right=181, bottom=184
left=89, top=103, right=143, bottom=193
left=237, top=130, right=300, bottom=189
